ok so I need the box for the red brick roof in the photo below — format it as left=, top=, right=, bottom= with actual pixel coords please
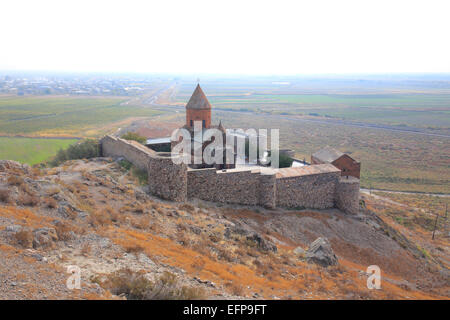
left=186, top=84, right=212, bottom=110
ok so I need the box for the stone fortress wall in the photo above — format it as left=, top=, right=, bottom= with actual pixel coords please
left=335, top=176, right=360, bottom=214
left=101, top=135, right=155, bottom=171
left=275, top=166, right=341, bottom=210
left=187, top=167, right=277, bottom=208
left=148, top=152, right=187, bottom=203
left=100, top=135, right=360, bottom=214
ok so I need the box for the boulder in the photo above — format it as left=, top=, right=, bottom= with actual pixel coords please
left=305, top=237, right=338, bottom=267
left=0, top=160, right=31, bottom=174
left=246, top=233, right=277, bottom=252
left=5, top=225, right=22, bottom=233
left=293, top=246, right=306, bottom=256
left=190, top=226, right=202, bottom=235
left=57, top=201, right=87, bottom=219
left=32, top=227, right=58, bottom=249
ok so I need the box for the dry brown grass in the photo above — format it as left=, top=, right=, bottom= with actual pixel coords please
left=17, top=194, right=39, bottom=207
left=81, top=243, right=92, bottom=256
left=46, top=187, right=60, bottom=196
left=191, top=258, right=206, bottom=273
left=133, top=204, right=145, bottom=214
left=130, top=215, right=151, bottom=230
left=120, top=202, right=146, bottom=215
left=178, top=203, right=195, bottom=213
left=119, top=204, right=133, bottom=214
left=55, top=221, right=76, bottom=241
left=44, top=197, right=58, bottom=209
left=14, top=229, right=33, bottom=248
left=7, top=175, right=24, bottom=186
left=214, top=246, right=235, bottom=263
left=148, top=221, right=162, bottom=234
left=0, top=206, right=54, bottom=229
left=225, top=282, right=244, bottom=296
left=102, top=269, right=205, bottom=300
left=0, top=188, right=12, bottom=203
left=89, top=209, right=114, bottom=228
left=18, top=183, right=34, bottom=195
left=123, top=243, right=145, bottom=254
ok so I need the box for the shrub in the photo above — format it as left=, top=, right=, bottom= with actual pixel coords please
left=104, top=269, right=205, bottom=300
left=45, top=198, right=58, bottom=209
left=121, top=132, right=147, bottom=144
left=118, top=159, right=132, bottom=170
left=18, top=194, right=39, bottom=206
left=46, top=187, right=61, bottom=196
left=132, top=204, right=145, bottom=214
left=105, top=206, right=121, bottom=223
left=225, top=282, right=244, bottom=296
left=7, top=176, right=24, bottom=186
left=89, top=210, right=112, bottom=228
left=81, top=243, right=91, bottom=256
left=264, top=151, right=294, bottom=168
left=131, top=167, right=148, bottom=185
left=124, top=243, right=144, bottom=254
left=279, top=153, right=294, bottom=168
left=178, top=203, right=195, bottom=212
left=0, top=188, right=12, bottom=203
left=117, top=159, right=147, bottom=185
left=50, top=139, right=100, bottom=166
left=14, top=229, right=33, bottom=248
left=55, top=221, right=75, bottom=241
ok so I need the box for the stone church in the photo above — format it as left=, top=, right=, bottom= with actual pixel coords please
left=171, top=84, right=234, bottom=169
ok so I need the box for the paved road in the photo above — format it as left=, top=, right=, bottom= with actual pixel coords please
left=122, top=83, right=450, bottom=139
left=277, top=116, right=450, bottom=138
left=213, top=110, right=450, bottom=139
left=361, top=188, right=450, bottom=198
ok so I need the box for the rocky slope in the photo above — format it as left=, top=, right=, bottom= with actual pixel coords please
left=0, top=159, right=448, bottom=300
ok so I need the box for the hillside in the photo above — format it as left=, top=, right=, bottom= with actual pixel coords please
left=0, top=158, right=448, bottom=300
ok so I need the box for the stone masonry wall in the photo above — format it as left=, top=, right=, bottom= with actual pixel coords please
left=100, top=135, right=359, bottom=212
left=335, top=176, right=360, bottom=214
left=276, top=171, right=340, bottom=209
left=187, top=168, right=276, bottom=207
left=148, top=154, right=187, bottom=202
left=101, top=135, right=155, bottom=171
left=258, top=170, right=277, bottom=209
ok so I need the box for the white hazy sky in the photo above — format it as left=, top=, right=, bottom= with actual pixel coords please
left=1, top=0, right=449, bottom=74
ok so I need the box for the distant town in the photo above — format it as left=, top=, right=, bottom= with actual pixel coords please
left=0, top=72, right=170, bottom=96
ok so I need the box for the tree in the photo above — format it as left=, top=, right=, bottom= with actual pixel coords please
left=50, top=139, right=100, bottom=166
left=121, top=132, right=147, bottom=144
left=279, top=153, right=294, bottom=168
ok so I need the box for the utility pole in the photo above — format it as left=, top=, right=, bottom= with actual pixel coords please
left=445, top=203, right=448, bottom=220
left=432, top=204, right=446, bottom=240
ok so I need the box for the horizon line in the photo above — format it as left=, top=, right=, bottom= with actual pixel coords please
left=2, top=69, right=450, bottom=78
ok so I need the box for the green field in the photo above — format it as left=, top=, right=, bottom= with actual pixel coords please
left=176, top=92, right=450, bottom=131
left=0, top=95, right=166, bottom=164
left=0, top=96, right=163, bottom=136
left=0, top=137, right=78, bottom=165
